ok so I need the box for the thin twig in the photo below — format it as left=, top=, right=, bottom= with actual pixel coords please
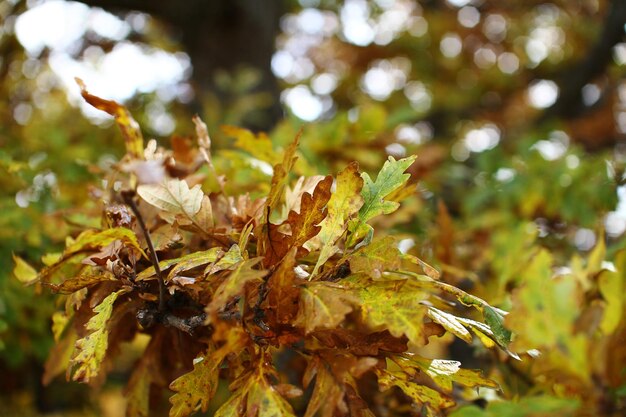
left=121, top=190, right=167, bottom=313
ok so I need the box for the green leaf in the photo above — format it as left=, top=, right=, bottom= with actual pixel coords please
left=482, top=305, right=512, bottom=349
left=359, top=155, right=416, bottom=222
left=169, top=349, right=221, bottom=417
left=12, top=254, right=38, bottom=284
left=65, top=227, right=146, bottom=258
left=71, top=289, right=127, bottom=383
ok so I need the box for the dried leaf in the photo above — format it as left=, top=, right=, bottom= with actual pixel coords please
left=137, top=179, right=204, bottom=222
left=76, top=78, right=143, bottom=158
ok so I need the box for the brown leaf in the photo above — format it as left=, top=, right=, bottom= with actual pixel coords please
left=75, top=78, right=144, bottom=159
left=266, top=248, right=300, bottom=325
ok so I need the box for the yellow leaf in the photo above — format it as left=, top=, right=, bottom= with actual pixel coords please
left=71, top=289, right=127, bottom=383
left=310, top=162, right=364, bottom=277
left=598, top=250, right=626, bottom=334
left=169, top=348, right=221, bottom=417
left=12, top=254, right=38, bottom=284
left=355, top=279, right=428, bottom=347
left=376, top=368, right=455, bottom=410
left=295, top=282, right=358, bottom=333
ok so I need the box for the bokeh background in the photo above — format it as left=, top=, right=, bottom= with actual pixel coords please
left=1, top=0, right=625, bottom=416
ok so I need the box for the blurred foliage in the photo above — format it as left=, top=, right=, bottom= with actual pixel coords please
left=1, top=0, right=625, bottom=416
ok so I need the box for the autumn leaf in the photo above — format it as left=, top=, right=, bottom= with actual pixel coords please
left=393, top=355, right=499, bottom=392
left=166, top=247, right=223, bottom=282
left=266, top=247, right=300, bottom=324
left=353, top=279, right=428, bottom=347
left=598, top=250, right=626, bottom=334
left=12, top=254, right=38, bottom=285
left=376, top=368, right=455, bottom=410
left=246, top=378, right=297, bottom=417
left=426, top=306, right=473, bottom=343
left=206, top=258, right=267, bottom=320
left=206, top=244, right=244, bottom=275
left=51, top=266, right=116, bottom=294
left=265, top=132, right=300, bottom=216
left=264, top=176, right=332, bottom=266
left=309, top=162, right=364, bottom=277
left=347, top=236, right=401, bottom=279
left=71, top=288, right=128, bottom=383
left=76, top=78, right=144, bottom=158
left=222, top=125, right=279, bottom=165
left=137, top=179, right=204, bottom=224
left=303, top=357, right=345, bottom=417
left=169, top=348, right=221, bottom=417
left=295, top=282, right=358, bottom=333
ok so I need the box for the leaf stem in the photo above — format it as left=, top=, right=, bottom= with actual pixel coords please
left=122, top=190, right=167, bottom=313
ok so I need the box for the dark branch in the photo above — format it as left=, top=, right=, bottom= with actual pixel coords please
left=121, top=190, right=167, bottom=313
left=544, top=0, right=626, bottom=120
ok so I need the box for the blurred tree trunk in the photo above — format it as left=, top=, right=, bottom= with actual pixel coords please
left=75, top=0, right=284, bottom=131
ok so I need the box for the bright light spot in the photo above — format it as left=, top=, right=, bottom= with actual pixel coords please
left=311, top=73, right=338, bottom=95
left=248, top=159, right=274, bottom=176
left=566, top=154, right=580, bottom=169
left=532, top=131, right=569, bottom=161
left=526, top=26, right=565, bottom=65
left=386, top=143, right=406, bottom=157
left=271, top=51, right=294, bottom=79
left=282, top=85, right=323, bottom=121
left=440, top=33, right=462, bottom=58
left=13, top=103, right=33, bottom=125
left=483, top=14, right=507, bottom=43
left=498, top=52, right=519, bottom=74
left=574, top=228, right=596, bottom=251
left=451, top=141, right=470, bottom=161
left=614, top=43, right=626, bottom=65
left=397, top=238, right=415, bottom=254
left=408, top=16, right=428, bottom=37
left=606, top=211, right=626, bottom=237
left=474, top=47, right=496, bottom=69
left=464, top=124, right=500, bottom=153
left=582, top=83, right=601, bottom=106
left=361, top=58, right=410, bottom=101
left=404, top=81, right=432, bottom=112
left=89, top=9, right=130, bottom=40
left=494, top=168, right=516, bottom=182
left=298, top=8, right=326, bottom=34
left=15, top=1, right=90, bottom=56
left=446, top=0, right=471, bottom=7
left=458, top=6, right=480, bottom=28
left=527, top=80, right=559, bottom=108
left=341, top=0, right=375, bottom=46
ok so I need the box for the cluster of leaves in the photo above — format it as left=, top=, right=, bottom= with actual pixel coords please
left=15, top=83, right=520, bottom=416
